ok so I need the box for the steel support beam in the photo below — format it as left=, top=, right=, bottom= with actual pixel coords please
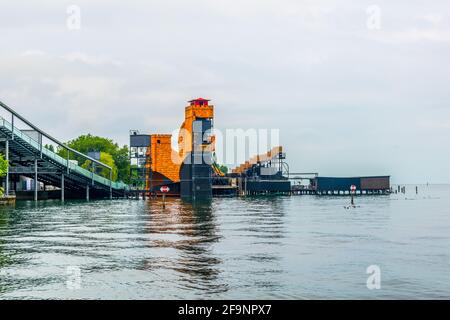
left=8, top=166, right=60, bottom=174
left=34, top=158, right=38, bottom=201
left=66, top=149, right=70, bottom=174
left=61, top=173, right=64, bottom=202
left=39, top=134, right=43, bottom=158
left=109, top=169, right=112, bottom=200
left=91, top=163, right=95, bottom=185
left=11, top=114, right=14, bottom=140
left=5, top=140, right=9, bottom=196
left=86, top=185, right=89, bottom=201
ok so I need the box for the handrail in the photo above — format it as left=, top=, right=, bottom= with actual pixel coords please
left=0, top=100, right=111, bottom=171
left=0, top=116, right=128, bottom=190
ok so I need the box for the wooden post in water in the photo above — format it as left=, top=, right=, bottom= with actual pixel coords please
left=34, top=158, right=38, bottom=201
left=5, top=140, right=9, bottom=196
left=350, top=185, right=356, bottom=206
left=244, top=177, right=247, bottom=196
left=61, top=173, right=64, bottom=202
left=109, top=169, right=112, bottom=200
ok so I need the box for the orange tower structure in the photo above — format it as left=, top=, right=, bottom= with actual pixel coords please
left=178, top=98, right=214, bottom=159
left=144, top=98, right=215, bottom=197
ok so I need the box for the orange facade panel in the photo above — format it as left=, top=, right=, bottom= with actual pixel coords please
left=145, top=134, right=180, bottom=190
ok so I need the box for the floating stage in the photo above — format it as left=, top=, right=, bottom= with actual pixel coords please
left=129, top=99, right=294, bottom=200
left=127, top=98, right=390, bottom=200
left=0, top=97, right=390, bottom=202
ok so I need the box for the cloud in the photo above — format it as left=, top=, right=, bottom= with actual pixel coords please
left=419, top=120, right=450, bottom=129
left=372, top=28, right=450, bottom=43
left=51, top=76, right=124, bottom=99
left=422, top=13, right=444, bottom=25
left=0, top=1, right=450, bottom=183
left=364, top=6, right=450, bottom=44
left=20, top=50, right=46, bottom=57
left=62, top=52, right=123, bottom=66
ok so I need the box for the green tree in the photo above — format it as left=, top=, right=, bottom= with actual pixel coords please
left=58, top=134, right=118, bottom=159
left=44, top=144, right=55, bottom=152
left=82, top=152, right=118, bottom=181
left=58, top=134, right=131, bottom=183
left=219, top=165, right=228, bottom=174
left=0, top=154, right=9, bottom=196
left=114, top=146, right=131, bottom=184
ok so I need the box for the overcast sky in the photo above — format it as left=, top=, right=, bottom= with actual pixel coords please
left=1, top=0, right=449, bottom=183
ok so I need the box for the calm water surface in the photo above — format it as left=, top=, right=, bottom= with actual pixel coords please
left=0, top=184, right=449, bottom=299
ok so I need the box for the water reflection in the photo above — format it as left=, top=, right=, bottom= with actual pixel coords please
left=224, top=197, right=286, bottom=296
left=0, top=206, right=15, bottom=294
left=144, top=198, right=227, bottom=294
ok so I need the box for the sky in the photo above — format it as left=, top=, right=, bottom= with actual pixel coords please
left=0, top=0, right=449, bottom=183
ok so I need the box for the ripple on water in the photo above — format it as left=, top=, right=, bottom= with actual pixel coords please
left=0, top=187, right=450, bottom=299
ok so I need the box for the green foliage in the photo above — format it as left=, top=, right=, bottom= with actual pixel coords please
left=129, top=164, right=144, bottom=188
left=58, top=134, right=130, bottom=183
left=218, top=165, right=228, bottom=174
left=0, top=154, right=8, bottom=178
left=44, top=144, right=55, bottom=152
left=58, top=134, right=118, bottom=159
left=0, top=154, right=8, bottom=197
left=212, top=152, right=228, bottom=175
left=81, top=152, right=118, bottom=181
left=114, top=146, right=131, bottom=184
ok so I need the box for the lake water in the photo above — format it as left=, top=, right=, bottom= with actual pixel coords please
left=0, top=184, right=449, bottom=299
